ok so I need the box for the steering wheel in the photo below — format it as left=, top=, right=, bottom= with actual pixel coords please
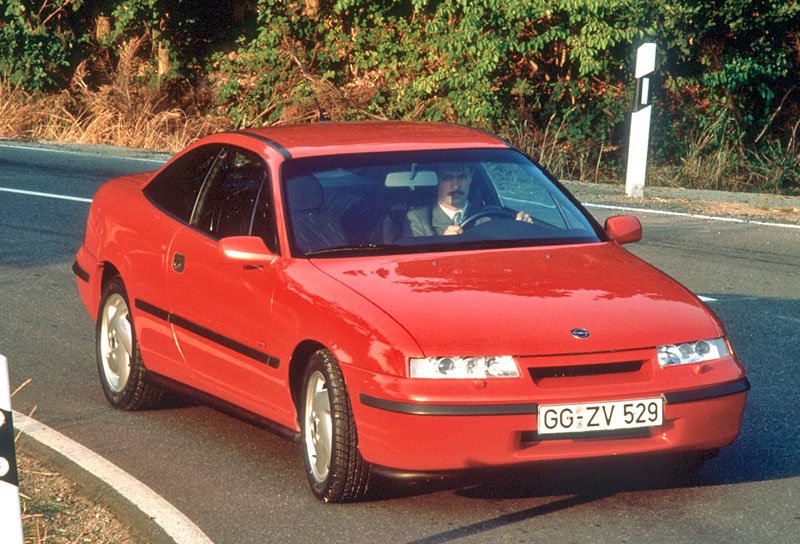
left=459, top=206, right=518, bottom=228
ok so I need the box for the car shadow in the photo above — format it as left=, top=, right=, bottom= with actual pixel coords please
left=369, top=452, right=707, bottom=501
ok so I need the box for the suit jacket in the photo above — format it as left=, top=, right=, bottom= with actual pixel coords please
left=404, top=203, right=485, bottom=237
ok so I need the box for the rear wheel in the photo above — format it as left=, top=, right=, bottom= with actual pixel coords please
left=301, top=349, right=370, bottom=502
left=96, top=276, right=163, bottom=410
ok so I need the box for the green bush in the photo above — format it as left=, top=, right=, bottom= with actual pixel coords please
left=0, top=0, right=77, bottom=90
left=1, top=0, right=798, bottom=192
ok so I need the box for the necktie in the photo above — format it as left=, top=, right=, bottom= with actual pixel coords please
left=453, top=211, right=462, bottom=225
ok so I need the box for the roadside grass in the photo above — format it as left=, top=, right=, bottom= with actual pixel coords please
left=1, top=45, right=797, bottom=193
left=499, top=111, right=800, bottom=196
left=0, top=38, right=226, bottom=152
left=18, top=449, right=141, bottom=544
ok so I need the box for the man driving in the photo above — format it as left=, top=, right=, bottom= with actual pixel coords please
left=404, top=163, right=531, bottom=237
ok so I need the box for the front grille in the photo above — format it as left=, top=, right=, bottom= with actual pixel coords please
left=529, top=360, right=642, bottom=381
left=528, top=360, right=649, bottom=388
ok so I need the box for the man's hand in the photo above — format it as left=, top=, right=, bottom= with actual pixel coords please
left=516, top=211, right=533, bottom=223
left=443, top=225, right=463, bottom=235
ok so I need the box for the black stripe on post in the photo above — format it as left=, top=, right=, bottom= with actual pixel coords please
left=0, top=408, right=19, bottom=487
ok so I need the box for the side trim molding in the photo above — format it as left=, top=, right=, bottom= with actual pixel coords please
left=663, top=377, right=750, bottom=405
left=360, top=377, right=750, bottom=416
left=72, top=260, right=90, bottom=282
left=134, top=299, right=280, bottom=369
left=360, top=394, right=538, bottom=416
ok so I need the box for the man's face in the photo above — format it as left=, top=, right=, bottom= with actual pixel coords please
left=436, top=164, right=472, bottom=210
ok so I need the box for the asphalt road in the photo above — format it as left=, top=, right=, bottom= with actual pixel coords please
left=1, top=143, right=799, bottom=543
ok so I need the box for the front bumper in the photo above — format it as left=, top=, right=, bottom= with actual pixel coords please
left=346, top=350, right=748, bottom=471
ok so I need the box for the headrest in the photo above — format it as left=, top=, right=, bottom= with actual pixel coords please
left=287, top=175, right=324, bottom=212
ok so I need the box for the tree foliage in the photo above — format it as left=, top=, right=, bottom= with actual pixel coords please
left=1, top=0, right=798, bottom=191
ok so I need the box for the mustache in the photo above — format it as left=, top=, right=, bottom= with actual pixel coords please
left=447, top=190, right=465, bottom=197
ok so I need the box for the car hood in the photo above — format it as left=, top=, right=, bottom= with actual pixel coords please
left=310, top=243, right=721, bottom=357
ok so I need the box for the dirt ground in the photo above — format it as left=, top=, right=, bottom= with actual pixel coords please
left=17, top=449, right=141, bottom=544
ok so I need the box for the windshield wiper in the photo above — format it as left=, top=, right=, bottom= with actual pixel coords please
left=304, top=243, right=401, bottom=256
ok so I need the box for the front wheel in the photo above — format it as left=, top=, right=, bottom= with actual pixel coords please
left=301, top=349, right=370, bottom=502
left=96, top=276, right=163, bottom=410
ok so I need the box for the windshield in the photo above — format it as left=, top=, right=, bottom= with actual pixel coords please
left=282, top=148, right=603, bottom=257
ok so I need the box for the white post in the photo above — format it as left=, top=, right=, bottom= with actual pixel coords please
left=625, top=42, right=657, bottom=198
left=0, top=355, right=24, bottom=544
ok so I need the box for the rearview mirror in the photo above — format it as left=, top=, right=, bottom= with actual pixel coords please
left=604, top=215, right=642, bottom=244
left=385, top=170, right=439, bottom=188
left=219, top=236, right=277, bottom=266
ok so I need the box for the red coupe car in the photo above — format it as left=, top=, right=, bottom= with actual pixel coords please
left=74, top=122, right=748, bottom=502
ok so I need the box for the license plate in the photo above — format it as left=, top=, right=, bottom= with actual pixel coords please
left=537, top=398, right=663, bottom=435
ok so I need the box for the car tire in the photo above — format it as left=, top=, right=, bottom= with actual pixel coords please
left=96, top=276, right=163, bottom=410
left=301, top=349, right=370, bottom=502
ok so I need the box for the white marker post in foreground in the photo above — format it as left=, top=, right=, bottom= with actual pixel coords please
left=0, top=355, right=24, bottom=544
left=625, top=42, right=657, bottom=198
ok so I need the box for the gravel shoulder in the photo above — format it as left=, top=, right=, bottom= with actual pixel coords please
left=562, top=180, right=800, bottom=226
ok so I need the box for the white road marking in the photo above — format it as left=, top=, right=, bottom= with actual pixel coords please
left=776, top=314, right=800, bottom=325
left=583, top=202, right=800, bottom=230
left=0, top=186, right=92, bottom=203
left=13, top=411, right=214, bottom=544
left=0, top=142, right=168, bottom=164
left=696, top=296, right=763, bottom=303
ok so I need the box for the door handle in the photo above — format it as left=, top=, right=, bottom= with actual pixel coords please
left=172, top=253, right=185, bottom=273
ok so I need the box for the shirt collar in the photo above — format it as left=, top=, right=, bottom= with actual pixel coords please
left=438, top=202, right=467, bottom=221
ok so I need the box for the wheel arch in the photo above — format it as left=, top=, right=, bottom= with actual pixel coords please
left=100, top=261, right=122, bottom=290
left=288, top=340, right=328, bottom=421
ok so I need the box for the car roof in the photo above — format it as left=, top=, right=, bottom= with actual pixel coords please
left=237, top=121, right=511, bottom=158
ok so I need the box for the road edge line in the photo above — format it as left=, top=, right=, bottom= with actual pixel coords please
left=583, top=202, right=800, bottom=230
left=0, top=187, right=93, bottom=203
left=0, top=142, right=168, bottom=164
left=13, top=411, right=214, bottom=544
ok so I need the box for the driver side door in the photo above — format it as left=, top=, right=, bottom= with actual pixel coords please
left=166, top=146, right=285, bottom=414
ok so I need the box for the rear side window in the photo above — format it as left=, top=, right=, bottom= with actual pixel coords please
left=143, top=145, right=221, bottom=221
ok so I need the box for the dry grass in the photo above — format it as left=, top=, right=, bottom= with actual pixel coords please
left=0, top=82, right=38, bottom=136
left=2, top=43, right=798, bottom=194
left=1, top=37, right=227, bottom=152
left=504, top=113, right=619, bottom=183
left=18, top=449, right=142, bottom=544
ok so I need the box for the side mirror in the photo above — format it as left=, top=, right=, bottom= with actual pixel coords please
left=219, top=236, right=277, bottom=266
left=604, top=215, right=642, bottom=244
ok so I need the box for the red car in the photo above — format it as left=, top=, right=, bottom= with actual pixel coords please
left=74, top=122, right=748, bottom=502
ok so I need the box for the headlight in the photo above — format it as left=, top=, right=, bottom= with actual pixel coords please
left=409, top=356, right=520, bottom=379
left=657, top=338, right=730, bottom=367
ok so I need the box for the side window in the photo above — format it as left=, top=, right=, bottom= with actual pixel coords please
left=251, top=184, right=279, bottom=253
left=143, top=145, right=221, bottom=221
left=191, top=147, right=267, bottom=240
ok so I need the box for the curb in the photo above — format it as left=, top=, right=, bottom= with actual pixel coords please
left=17, top=437, right=176, bottom=544
left=563, top=179, right=800, bottom=210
